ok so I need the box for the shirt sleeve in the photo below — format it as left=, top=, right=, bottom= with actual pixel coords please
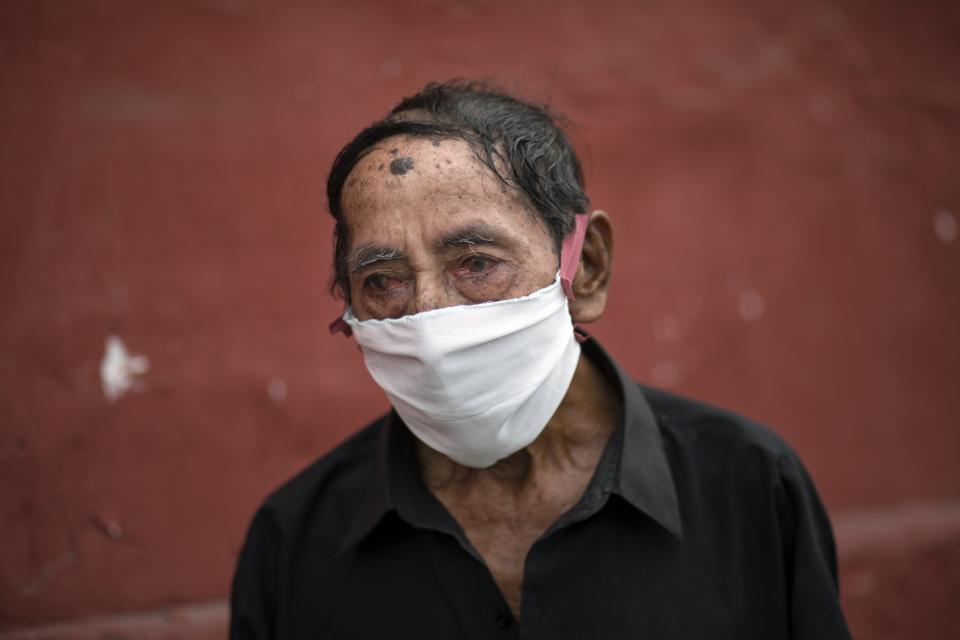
left=230, top=507, right=281, bottom=640
left=775, top=451, right=852, bottom=640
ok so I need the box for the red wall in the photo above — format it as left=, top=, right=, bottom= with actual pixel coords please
left=2, top=1, right=958, bottom=637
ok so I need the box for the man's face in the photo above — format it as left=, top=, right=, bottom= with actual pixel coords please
left=340, top=136, right=559, bottom=321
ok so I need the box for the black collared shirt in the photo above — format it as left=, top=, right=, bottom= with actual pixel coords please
left=230, top=339, right=851, bottom=639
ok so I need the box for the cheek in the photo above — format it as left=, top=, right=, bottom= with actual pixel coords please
left=450, top=262, right=518, bottom=303
left=514, top=270, right=555, bottom=299
left=511, top=249, right=559, bottom=296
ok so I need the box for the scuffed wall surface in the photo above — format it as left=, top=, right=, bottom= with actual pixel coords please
left=1, top=0, right=957, bottom=636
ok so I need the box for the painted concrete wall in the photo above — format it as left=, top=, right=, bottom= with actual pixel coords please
left=1, top=0, right=958, bottom=637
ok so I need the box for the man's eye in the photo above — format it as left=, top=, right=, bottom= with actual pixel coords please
left=459, top=255, right=496, bottom=275
left=364, top=274, right=400, bottom=292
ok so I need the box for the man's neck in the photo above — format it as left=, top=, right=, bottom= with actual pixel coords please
left=416, top=350, right=622, bottom=495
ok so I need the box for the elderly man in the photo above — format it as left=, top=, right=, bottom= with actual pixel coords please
left=230, top=81, right=851, bottom=639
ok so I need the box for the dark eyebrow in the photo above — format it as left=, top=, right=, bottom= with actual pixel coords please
left=348, top=245, right=407, bottom=273
left=436, top=223, right=508, bottom=250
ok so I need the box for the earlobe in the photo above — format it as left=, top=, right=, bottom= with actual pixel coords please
left=570, top=210, right=614, bottom=324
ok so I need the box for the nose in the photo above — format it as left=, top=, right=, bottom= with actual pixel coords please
left=411, top=272, right=449, bottom=315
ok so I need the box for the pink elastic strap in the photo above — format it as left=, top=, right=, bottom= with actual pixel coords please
left=329, top=316, right=352, bottom=336
left=560, top=213, right=589, bottom=299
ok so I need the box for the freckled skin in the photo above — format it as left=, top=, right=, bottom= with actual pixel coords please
left=339, top=135, right=619, bottom=619
left=341, top=136, right=558, bottom=321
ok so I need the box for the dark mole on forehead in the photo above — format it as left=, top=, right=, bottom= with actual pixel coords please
left=432, top=139, right=441, bottom=147
left=390, top=156, right=415, bottom=176
left=390, top=148, right=399, bottom=155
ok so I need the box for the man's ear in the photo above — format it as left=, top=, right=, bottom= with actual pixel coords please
left=569, top=210, right=613, bottom=324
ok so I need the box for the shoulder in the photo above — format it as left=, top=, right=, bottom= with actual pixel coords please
left=638, top=383, right=834, bottom=534
left=251, top=414, right=388, bottom=539
left=638, top=384, right=808, bottom=493
left=641, top=383, right=796, bottom=460
left=231, top=416, right=390, bottom=634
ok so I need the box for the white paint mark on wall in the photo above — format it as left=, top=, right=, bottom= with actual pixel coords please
left=738, top=289, right=766, bottom=321
left=651, top=360, right=681, bottom=388
left=91, top=514, right=125, bottom=541
left=933, top=207, right=958, bottom=245
left=103, top=520, right=123, bottom=540
left=100, top=335, right=150, bottom=402
left=653, top=314, right=681, bottom=344
left=267, top=377, right=288, bottom=404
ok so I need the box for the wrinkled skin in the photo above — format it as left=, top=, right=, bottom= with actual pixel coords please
left=340, top=135, right=619, bottom=619
left=342, top=137, right=559, bottom=320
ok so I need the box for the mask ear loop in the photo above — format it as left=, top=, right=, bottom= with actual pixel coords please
left=329, top=315, right=352, bottom=337
left=329, top=212, right=591, bottom=338
left=561, top=213, right=590, bottom=343
left=560, top=213, right=589, bottom=299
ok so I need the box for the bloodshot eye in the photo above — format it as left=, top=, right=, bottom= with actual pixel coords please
left=455, top=254, right=502, bottom=279
left=365, top=274, right=402, bottom=293
left=463, top=255, right=492, bottom=273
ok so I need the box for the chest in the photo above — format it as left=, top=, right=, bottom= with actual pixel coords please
left=433, top=472, right=594, bottom=618
left=311, top=503, right=788, bottom=640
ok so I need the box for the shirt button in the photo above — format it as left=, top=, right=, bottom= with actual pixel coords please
left=496, top=612, right=513, bottom=630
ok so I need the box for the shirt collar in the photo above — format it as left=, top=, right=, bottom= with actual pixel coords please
left=337, top=335, right=682, bottom=555
left=582, top=337, right=683, bottom=539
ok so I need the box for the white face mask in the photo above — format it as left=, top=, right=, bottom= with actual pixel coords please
left=332, top=214, right=589, bottom=468
left=343, top=273, right=580, bottom=467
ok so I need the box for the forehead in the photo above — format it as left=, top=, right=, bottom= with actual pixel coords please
left=339, top=136, right=546, bottom=245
